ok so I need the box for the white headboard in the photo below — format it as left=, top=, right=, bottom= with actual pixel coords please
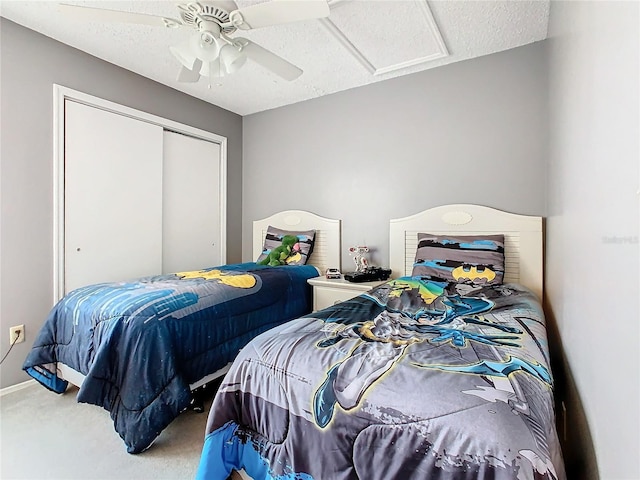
left=389, top=204, right=543, bottom=300
left=253, top=210, right=342, bottom=274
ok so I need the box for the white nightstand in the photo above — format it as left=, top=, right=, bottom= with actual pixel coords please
left=307, top=276, right=386, bottom=312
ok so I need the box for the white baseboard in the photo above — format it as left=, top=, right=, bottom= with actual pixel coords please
left=0, top=379, right=36, bottom=397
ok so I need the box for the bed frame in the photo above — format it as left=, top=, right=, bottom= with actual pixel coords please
left=253, top=210, right=342, bottom=274
left=58, top=210, right=342, bottom=391
left=228, top=205, right=543, bottom=480
left=389, top=204, right=543, bottom=300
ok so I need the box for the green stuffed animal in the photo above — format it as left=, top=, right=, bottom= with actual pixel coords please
left=259, top=234, right=299, bottom=266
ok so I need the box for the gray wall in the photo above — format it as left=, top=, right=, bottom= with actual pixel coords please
left=546, top=2, right=639, bottom=479
left=0, top=19, right=243, bottom=389
left=242, top=42, right=548, bottom=269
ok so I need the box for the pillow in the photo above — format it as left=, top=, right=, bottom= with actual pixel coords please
left=257, top=226, right=316, bottom=266
left=412, top=233, right=505, bottom=286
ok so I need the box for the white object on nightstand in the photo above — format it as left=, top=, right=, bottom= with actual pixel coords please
left=307, top=276, right=386, bottom=312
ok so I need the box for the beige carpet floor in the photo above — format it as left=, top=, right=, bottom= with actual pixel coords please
left=1, top=382, right=215, bottom=480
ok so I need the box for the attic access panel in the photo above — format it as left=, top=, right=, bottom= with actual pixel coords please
left=322, top=0, right=448, bottom=76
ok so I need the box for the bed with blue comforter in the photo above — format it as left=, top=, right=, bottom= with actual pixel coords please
left=196, top=277, right=566, bottom=480
left=23, top=262, right=318, bottom=453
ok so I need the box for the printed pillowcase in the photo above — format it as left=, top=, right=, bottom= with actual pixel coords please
left=412, top=233, right=505, bottom=286
left=257, top=226, right=316, bottom=266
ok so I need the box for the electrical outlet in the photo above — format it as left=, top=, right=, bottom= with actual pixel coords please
left=9, top=325, right=25, bottom=344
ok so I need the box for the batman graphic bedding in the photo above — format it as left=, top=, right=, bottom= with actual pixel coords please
left=196, top=277, right=566, bottom=480
left=23, top=262, right=319, bottom=454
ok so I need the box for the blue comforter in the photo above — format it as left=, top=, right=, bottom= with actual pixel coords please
left=23, top=262, right=318, bottom=453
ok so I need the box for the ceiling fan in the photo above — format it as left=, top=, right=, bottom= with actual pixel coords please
left=58, top=1, right=331, bottom=83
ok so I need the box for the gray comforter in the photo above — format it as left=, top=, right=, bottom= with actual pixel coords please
left=196, top=277, right=566, bottom=480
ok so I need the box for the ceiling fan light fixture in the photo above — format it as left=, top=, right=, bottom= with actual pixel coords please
left=219, top=44, right=247, bottom=75
left=200, top=59, right=224, bottom=78
left=189, top=31, right=221, bottom=61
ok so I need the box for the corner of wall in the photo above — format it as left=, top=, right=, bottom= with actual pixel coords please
left=543, top=297, right=600, bottom=480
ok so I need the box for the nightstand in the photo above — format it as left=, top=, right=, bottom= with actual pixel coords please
left=307, top=276, right=387, bottom=312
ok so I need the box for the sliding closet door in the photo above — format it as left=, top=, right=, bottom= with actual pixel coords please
left=162, top=130, right=222, bottom=273
left=64, top=100, right=163, bottom=292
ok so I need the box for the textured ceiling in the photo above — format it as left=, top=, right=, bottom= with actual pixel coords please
left=0, top=0, right=550, bottom=116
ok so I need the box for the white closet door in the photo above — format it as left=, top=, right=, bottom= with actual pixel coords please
left=162, top=131, right=221, bottom=273
left=64, top=100, right=163, bottom=292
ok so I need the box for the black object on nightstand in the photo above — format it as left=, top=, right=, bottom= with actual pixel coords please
left=344, top=266, right=392, bottom=283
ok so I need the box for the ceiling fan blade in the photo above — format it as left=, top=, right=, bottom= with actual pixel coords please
left=230, top=0, right=330, bottom=30
left=177, top=59, right=203, bottom=83
left=58, top=3, right=182, bottom=28
left=239, top=39, right=302, bottom=81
